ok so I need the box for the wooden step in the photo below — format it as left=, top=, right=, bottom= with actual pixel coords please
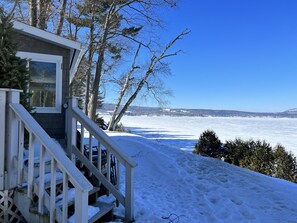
left=55, top=187, right=114, bottom=223
left=55, top=186, right=101, bottom=208
left=21, top=154, right=115, bottom=222
left=68, top=201, right=115, bottom=223
left=18, top=172, right=63, bottom=190
left=35, top=172, right=64, bottom=189
left=31, top=182, right=112, bottom=222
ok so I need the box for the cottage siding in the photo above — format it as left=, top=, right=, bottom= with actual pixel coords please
left=16, top=33, right=71, bottom=139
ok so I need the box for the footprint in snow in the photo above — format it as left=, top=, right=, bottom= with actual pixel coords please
left=208, top=195, right=220, bottom=204
left=230, top=197, right=243, bottom=205
left=240, top=208, right=256, bottom=220
left=195, top=184, right=210, bottom=193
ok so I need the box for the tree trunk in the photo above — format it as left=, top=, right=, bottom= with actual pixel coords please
left=29, top=0, right=37, bottom=26
left=88, top=7, right=113, bottom=121
left=110, top=30, right=189, bottom=128
left=56, top=0, right=67, bottom=35
left=108, top=44, right=141, bottom=131
left=84, top=61, right=91, bottom=115
left=112, top=78, right=147, bottom=130
left=84, top=0, right=95, bottom=115
left=112, top=68, right=151, bottom=130
left=37, top=0, right=50, bottom=30
left=88, top=44, right=104, bottom=121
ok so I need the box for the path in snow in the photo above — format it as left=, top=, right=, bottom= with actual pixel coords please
left=107, top=132, right=297, bottom=223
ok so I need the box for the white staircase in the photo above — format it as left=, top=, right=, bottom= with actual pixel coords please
left=0, top=89, right=137, bottom=223
left=14, top=178, right=115, bottom=223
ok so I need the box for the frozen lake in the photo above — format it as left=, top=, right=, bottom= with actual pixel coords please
left=102, top=115, right=297, bottom=156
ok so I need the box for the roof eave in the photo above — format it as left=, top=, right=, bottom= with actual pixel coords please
left=13, top=20, right=84, bottom=83
left=13, top=20, right=82, bottom=50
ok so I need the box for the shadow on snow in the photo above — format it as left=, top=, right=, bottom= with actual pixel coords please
left=124, top=126, right=197, bottom=152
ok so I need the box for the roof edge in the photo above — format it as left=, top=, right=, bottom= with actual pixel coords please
left=13, top=20, right=82, bottom=50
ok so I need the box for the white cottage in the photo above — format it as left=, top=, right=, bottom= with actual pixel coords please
left=0, top=21, right=136, bottom=223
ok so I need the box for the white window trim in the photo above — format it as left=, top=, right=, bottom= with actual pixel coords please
left=17, top=52, right=63, bottom=113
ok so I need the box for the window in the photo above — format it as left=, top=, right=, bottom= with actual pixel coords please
left=17, top=52, right=63, bottom=113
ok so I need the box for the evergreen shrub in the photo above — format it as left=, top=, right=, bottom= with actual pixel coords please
left=273, top=145, right=297, bottom=183
left=0, top=10, right=31, bottom=111
left=194, top=129, right=297, bottom=183
left=194, top=129, right=223, bottom=158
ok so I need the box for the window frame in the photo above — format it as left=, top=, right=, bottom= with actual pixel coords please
left=17, top=52, right=63, bottom=113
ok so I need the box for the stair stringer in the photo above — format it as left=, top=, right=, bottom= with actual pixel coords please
left=13, top=189, right=49, bottom=223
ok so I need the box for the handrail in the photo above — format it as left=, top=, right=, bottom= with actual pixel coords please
left=67, top=98, right=137, bottom=222
left=72, top=107, right=138, bottom=168
left=10, top=104, right=93, bottom=192
left=72, top=145, right=125, bottom=205
left=9, top=103, right=92, bottom=223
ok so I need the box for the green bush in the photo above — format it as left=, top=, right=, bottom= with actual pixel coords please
left=194, top=130, right=297, bottom=183
left=224, top=138, right=251, bottom=165
left=240, top=140, right=274, bottom=176
left=0, top=10, right=31, bottom=111
left=273, top=145, right=297, bottom=183
left=194, top=130, right=222, bottom=158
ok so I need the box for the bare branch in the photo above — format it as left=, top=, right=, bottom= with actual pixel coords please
left=108, top=31, right=150, bottom=48
left=7, top=0, right=17, bottom=19
left=107, top=43, right=142, bottom=130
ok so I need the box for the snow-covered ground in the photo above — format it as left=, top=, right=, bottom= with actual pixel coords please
left=98, top=115, right=297, bottom=222
left=108, top=132, right=297, bottom=222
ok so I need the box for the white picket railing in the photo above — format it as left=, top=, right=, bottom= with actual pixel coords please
left=66, top=98, right=137, bottom=222
left=0, top=89, right=8, bottom=190
left=1, top=89, right=93, bottom=223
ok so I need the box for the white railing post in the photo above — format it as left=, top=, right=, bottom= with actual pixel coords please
left=75, top=190, right=89, bottom=223
left=66, top=97, right=78, bottom=158
left=0, top=89, right=6, bottom=190
left=125, top=167, right=135, bottom=222
left=71, top=106, right=137, bottom=220
left=9, top=102, right=93, bottom=222
left=5, top=89, right=21, bottom=189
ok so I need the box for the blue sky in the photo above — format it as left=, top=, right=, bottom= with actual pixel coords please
left=158, top=0, right=297, bottom=112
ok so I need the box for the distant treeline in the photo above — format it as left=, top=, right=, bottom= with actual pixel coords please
left=100, top=104, right=297, bottom=118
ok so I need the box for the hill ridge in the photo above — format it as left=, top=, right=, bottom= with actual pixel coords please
left=99, top=103, right=297, bottom=118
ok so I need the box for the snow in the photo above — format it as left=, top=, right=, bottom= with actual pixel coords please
left=56, top=188, right=76, bottom=207
left=36, top=172, right=63, bottom=185
left=98, top=116, right=297, bottom=222
left=65, top=190, right=101, bottom=222
left=68, top=205, right=100, bottom=223
left=102, top=115, right=297, bottom=155
left=23, top=138, right=65, bottom=163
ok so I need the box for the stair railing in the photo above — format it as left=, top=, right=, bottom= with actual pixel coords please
left=66, top=98, right=137, bottom=222
left=2, top=89, right=93, bottom=223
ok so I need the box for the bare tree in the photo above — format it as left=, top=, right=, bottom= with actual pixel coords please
left=87, top=0, right=178, bottom=121
left=107, top=30, right=190, bottom=131
left=37, top=0, right=52, bottom=29
left=4, top=0, right=53, bottom=30
left=7, top=0, right=186, bottom=128
left=87, top=0, right=119, bottom=121
left=84, top=0, right=96, bottom=115
left=107, top=43, right=141, bottom=130
left=29, top=0, right=37, bottom=26
left=56, top=0, right=67, bottom=35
